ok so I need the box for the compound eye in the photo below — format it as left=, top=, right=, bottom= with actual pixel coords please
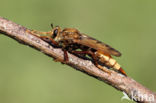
left=52, top=29, right=58, bottom=38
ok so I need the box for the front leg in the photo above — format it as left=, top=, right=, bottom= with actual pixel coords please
left=54, top=46, right=70, bottom=64
left=54, top=49, right=69, bottom=64
left=40, top=36, right=58, bottom=46
left=26, top=29, right=52, bottom=37
left=63, top=49, right=69, bottom=62
left=26, top=29, right=58, bottom=46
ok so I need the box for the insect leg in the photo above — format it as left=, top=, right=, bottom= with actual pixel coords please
left=26, top=29, right=52, bottom=36
left=71, top=50, right=111, bottom=74
left=26, top=30, right=51, bottom=39
left=90, top=52, right=111, bottom=74
left=63, top=49, right=69, bottom=62
left=53, top=49, right=69, bottom=64
left=57, top=45, right=71, bottom=64
left=71, top=51, right=90, bottom=54
left=26, top=30, right=58, bottom=46
left=40, top=36, right=58, bottom=46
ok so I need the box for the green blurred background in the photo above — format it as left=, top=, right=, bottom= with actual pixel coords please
left=0, top=0, right=156, bottom=103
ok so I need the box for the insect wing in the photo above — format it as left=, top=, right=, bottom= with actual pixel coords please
left=74, top=34, right=121, bottom=57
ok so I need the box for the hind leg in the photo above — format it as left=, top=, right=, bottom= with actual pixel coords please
left=90, top=53, right=111, bottom=74
left=72, top=50, right=111, bottom=74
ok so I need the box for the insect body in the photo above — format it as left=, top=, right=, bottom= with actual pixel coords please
left=28, top=25, right=127, bottom=76
left=94, top=51, right=127, bottom=76
left=70, top=47, right=127, bottom=76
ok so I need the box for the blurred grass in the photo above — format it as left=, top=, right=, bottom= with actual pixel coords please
left=0, top=0, right=156, bottom=103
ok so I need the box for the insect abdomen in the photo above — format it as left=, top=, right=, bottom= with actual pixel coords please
left=95, top=52, right=127, bottom=76
left=97, top=53, right=120, bottom=70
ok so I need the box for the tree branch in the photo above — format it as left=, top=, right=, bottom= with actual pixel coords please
left=0, top=17, right=155, bottom=103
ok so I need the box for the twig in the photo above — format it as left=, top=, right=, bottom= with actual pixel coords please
left=0, top=17, right=155, bottom=103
